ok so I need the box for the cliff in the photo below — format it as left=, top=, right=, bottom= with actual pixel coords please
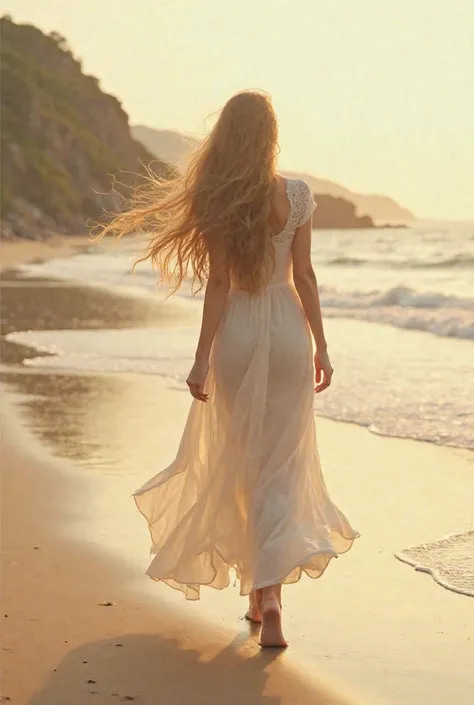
left=312, top=194, right=374, bottom=229
left=0, top=18, right=170, bottom=240
left=132, top=126, right=414, bottom=225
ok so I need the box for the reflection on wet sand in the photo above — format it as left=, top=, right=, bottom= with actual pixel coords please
left=1, top=271, right=196, bottom=475
left=1, top=369, right=181, bottom=477
left=0, top=268, right=196, bottom=366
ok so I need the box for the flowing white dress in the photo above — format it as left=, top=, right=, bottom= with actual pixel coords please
left=134, top=178, right=359, bottom=600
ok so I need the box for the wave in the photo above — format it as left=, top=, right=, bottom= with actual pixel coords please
left=320, top=285, right=474, bottom=311
left=16, top=256, right=474, bottom=340
left=395, top=532, right=474, bottom=598
left=324, top=309, right=474, bottom=340
left=319, top=285, right=474, bottom=340
left=324, top=253, right=474, bottom=269
left=415, top=253, right=474, bottom=269
left=324, top=256, right=368, bottom=267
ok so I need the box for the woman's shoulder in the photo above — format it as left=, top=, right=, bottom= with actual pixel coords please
left=281, top=177, right=312, bottom=204
left=280, top=177, right=316, bottom=227
left=281, top=176, right=311, bottom=194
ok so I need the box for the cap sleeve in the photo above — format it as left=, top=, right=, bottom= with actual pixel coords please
left=297, top=181, right=317, bottom=227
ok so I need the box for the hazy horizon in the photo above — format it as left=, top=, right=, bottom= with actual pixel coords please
left=2, top=0, right=474, bottom=220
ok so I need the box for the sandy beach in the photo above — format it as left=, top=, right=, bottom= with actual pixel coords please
left=2, top=401, right=368, bottom=705
left=1, top=245, right=473, bottom=705
left=0, top=235, right=92, bottom=270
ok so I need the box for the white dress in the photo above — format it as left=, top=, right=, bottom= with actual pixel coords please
left=134, top=178, right=359, bottom=600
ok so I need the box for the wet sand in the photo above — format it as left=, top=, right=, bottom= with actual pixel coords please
left=0, top=234, right=91, bottom=270
left=1, top=265, right=474, bottom=705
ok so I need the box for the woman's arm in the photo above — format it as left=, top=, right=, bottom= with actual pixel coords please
left=186, top=240, right=230, bottom=401
left=292, top=218, right=333, bottom=393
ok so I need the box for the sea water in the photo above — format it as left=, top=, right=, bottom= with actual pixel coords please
left=7, top=226, right=474, bottom=449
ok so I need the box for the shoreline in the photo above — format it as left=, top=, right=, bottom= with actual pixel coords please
left=2, top=233, right=472, bottom=452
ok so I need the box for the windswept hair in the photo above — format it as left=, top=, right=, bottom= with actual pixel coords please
left=94, top=90, right=279, bottom=293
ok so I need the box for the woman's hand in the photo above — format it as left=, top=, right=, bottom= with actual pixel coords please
left=186, top=357, right=209, bottom=402
left=315, top=349, right=333, bottom=393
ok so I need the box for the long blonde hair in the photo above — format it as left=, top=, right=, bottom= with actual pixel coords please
left=95, top=90, right=279, bottom=293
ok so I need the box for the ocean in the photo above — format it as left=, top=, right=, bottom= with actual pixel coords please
left=7, top=225, right=474, bottom=450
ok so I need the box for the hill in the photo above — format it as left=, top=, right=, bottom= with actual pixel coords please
left=1, top=17, right=169, bottom=240
left=283, top=172, right=414, bottom=225
left=132, top=126, right=200, bottom=171
left=132, top=126, right=414, bottom=224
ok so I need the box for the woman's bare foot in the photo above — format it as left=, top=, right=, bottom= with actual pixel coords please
left=245, top=588, right=262, bottom=623
left=259, top=589, right=288, bottom=648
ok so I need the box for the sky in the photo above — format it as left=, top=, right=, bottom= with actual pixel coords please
left=2, top=0, right=474, bottom=220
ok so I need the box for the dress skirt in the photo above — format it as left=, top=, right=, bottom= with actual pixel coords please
left=134, top=283, right=359, bottom=600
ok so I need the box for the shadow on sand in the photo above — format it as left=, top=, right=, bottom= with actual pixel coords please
left=28, top=629, right=355, bottom=705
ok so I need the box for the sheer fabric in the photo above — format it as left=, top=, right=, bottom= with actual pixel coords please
left=134, top=178, right=359, bottom=599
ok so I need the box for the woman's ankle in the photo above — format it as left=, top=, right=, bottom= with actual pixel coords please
left=261, top=585, right=280, bottom=605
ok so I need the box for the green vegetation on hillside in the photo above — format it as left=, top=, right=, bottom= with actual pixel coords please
left=0, top=17, right=170, bottom=238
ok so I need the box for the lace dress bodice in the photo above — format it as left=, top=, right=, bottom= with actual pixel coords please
left=269, top=178, right=316, bottom=287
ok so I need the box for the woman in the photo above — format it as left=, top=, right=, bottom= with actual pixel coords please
left=99, top=90, right=358, bottom=648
